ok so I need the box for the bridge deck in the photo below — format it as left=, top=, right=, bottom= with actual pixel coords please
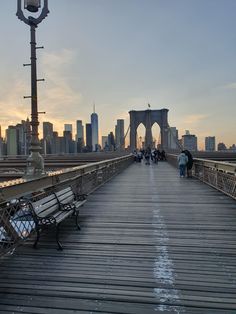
left=0, top=162, right=236, bottom=313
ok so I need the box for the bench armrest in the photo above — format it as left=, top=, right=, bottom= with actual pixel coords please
left=38, top=216, right=57, bottom=225
left=60, top=203, right=76, bottom=212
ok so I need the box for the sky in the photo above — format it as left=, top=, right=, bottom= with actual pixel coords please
left=0, top=0, right=236, bottom=149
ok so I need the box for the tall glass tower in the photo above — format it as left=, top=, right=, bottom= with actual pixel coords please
left=91, top=107, right=99, bottom=151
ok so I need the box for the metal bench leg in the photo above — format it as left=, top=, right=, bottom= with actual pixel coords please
left=75, top=211, right=81, bottom=230
left=33, top=225, right=40, bottom=249
left=56, top=224, right=63, bottom=250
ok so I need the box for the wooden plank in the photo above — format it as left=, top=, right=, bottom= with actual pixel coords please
left=0, top=162, right=236, bottom=313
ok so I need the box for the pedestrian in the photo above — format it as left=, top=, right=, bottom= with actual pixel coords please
left=153, top=149, right=158, bottom=164
left=184, top=150, right=193, bottom=178
left=133, top=150, right=138, bottom=162
left=137, top=151, right=143, bottom=162
left=160, top=150, right=166, bottom=161
left=177, top=151, right=188, bottom=178
left=145, top=147, right=151, bottom=165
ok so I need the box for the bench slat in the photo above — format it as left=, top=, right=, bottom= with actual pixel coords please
left=33, top=194, right=55, bottom=208
left=54, top=210, right=73, bottom=223
left=33, top=199, right=59, bottom=217
left=55, top=187, right=72, bottom=197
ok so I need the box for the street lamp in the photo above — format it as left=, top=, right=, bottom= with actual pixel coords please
left=25, top=0, right=41, bottom=13
left=16, top=0, right=49, bottom=179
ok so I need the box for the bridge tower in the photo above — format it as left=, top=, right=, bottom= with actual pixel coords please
left=129, top=109, right=169, bottom=151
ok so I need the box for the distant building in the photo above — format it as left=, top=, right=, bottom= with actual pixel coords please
left=91, top=111, right=98, bottom=151
left=168, top=127, right=179, bottom=150
left=63, top=130, right=74, bottom=154
left=86, top=123, right=92, bottom=152
left=43, top=122, right=53, bottom=139
left=182, top=131, right=198, bottom=151
left=76, top=120, right=84, bottom=141
left=0, top=137, right=5, bottom=156
left=218, top=142, right=227, bottom=151
left=64, top=124, right=73, bottom=133
left=76, top=120, right=84, bottom=153
left=102, top=136, right=108, bottom=150
left=15, top=123, right=25, bottom=155
left=4, top=120, right=31, bottom=156
left=205, top=136, right=215, bottom=151
left=6, top=126, right=17, bottom=155
left=43, top=122, right=53, bottom=154
left=229, top=144, right=236, bottom=151
left=115, top=119, right=125, bottom=150
left=58, top=136, right=65, bottom=154
left=108, top=132, right=115, bottom=151
left=51, top=131, right=60, bottom=154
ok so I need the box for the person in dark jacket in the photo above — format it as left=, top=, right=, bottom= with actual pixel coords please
left=145, top=147, right=151, bottom=165
left=184, top=150, right=193, bottom=177
left=160, top=150, right=166, bottom=161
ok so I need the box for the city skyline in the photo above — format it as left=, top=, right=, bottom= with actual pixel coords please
left=1, top=115, right=235, bottom=154
left=0, top=1, right=236, bottom=149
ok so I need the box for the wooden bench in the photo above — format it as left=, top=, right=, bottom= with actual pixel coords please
left=26, top=187, right=87, bottom=250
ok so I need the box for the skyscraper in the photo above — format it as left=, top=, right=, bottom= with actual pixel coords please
left=43, top=122, right=53, bottom=154
left=102, top=136, right=108, bottom=150
left=16, top=123, right=25, bottom=155
left=43, top=122, right=53, bottom=139
left=115, top=119, right=125, bottom=150
left=63, top=130, right=74, bottom=154
left=51, top=131, right=60, bottom=154
left=182, top=131, right=198, bottom=151
left=86, top=123, right=92, bottom=152
left=205, top=136, right=216, bottom=151
left=64, top=124, right=73, bottom=133
left=76, top=120, right=84, bottom=141
left=0, top=137, right=4, bottom=157
left=76, top=120, right=84, bottom=152
left=91, top=110, right=98, bottom=151
left=108, top=132, right=115, bottom=151
left=6, top=126, right=17, bottom=155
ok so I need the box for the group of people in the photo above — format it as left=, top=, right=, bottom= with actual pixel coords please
left=134, top=148, right=166, bottom=165
left=134, top=148, right=193, bottom=178
left=177, top=150, right=193, bottom=178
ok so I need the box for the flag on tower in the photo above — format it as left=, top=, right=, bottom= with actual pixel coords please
left=148, top=103, right=151, bottom=108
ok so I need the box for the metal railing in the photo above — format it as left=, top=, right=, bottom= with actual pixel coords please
left=167, top=154, right=236, bottom=200
left=0, top=154, right=133, bottom=258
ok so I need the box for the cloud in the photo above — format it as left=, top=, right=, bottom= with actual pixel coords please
left=221, top=82, right=236, bottom=90
left=0, top=79, right=29, bottom=134
left=40, top=49, right=83, bottom=121
left=183, top=114, right=209, bottom=125
left=0, top=49, right=85, bottom=137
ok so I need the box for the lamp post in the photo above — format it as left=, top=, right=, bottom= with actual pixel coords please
left=16, top=0, right=49, bottom=179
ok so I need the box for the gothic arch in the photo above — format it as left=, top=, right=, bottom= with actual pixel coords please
left=129, top=109, right=169, bottom=150
left=136, top=122, right=146, bottom=149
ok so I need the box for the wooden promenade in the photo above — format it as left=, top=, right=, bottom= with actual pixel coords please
left=0, top=162, right=236, bottom=313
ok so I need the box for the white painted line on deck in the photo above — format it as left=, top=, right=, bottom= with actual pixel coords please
left=149, top=164, right=184, bottom=313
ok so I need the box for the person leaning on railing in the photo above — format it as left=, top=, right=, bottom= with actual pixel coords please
left=177, top=151, right=188, bottom=178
